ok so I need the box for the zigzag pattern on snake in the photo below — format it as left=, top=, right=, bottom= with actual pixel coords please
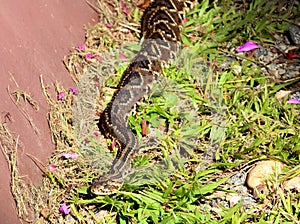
left=91, top=0, right=196, bottom=195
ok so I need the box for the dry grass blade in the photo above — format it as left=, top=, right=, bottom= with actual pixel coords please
left=0, top=124, right=35, bottom=222
left=7, top=86, right=40, bottom=135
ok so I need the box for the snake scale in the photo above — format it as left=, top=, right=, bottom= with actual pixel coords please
left=91, top=0, right=196, bottom=195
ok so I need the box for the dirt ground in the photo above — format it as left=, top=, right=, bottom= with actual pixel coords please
left=0, top=0, right=97, bottom=223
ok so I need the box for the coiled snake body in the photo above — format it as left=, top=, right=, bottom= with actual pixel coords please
left=91, top=0, right=196, bottom=195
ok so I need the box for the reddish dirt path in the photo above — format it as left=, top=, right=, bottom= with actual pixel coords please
left=0, top=0, right=97, bottom=223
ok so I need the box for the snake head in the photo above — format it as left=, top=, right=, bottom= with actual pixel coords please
left=90, top=176, right=124, bottom=195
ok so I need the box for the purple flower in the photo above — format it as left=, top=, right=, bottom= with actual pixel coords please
left=59, top=202, right=70, bottom=215
left=105, top=23, right=112, bottom=28
left=75, top=45, right=85, bottom=51
left=237, top=41, right=260, bottom=53
left=288, top=98, right=300, bottom=104
left=61, top=152, right=79, bottom=159
left=69, top=87, right=78, bottom=95
left=58, top=92, right=65, bottom=100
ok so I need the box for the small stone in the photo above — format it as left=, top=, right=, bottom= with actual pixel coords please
left=227, top=173, right=247, bottom=185
left=287, top=26, right=300, bottom=45
left=275, top=90, right=292, bottom=101
left=277, top=68, right=286, bottom=75
left=227, top=194, right=241, bottom=207
left=246, top=160, right=284, bottom=197
left=254, top=47, right=268, bottom=57
left=277, top=43, right=289, bottom=52
left=283, top=176, right=300, bottom=192
left=232, top=64, right=242, bottom=75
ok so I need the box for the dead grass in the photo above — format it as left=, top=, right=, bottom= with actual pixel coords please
left=0, top=124, right=36, bottom=222
left=7, top=83, right=40, bottom=135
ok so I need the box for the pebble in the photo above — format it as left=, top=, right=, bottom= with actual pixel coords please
left=254, top=47, right=268, bottom=57
left=283, top=175, right=300, bottom=191
left=246, top=160, right=283, bottom=193
left=288, top=26, right=300, bottom=45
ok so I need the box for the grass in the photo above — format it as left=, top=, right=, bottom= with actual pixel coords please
left=2, top=0, right=299, bottom=223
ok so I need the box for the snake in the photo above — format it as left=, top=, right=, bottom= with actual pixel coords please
left=91, top=0, right=197, bottom=195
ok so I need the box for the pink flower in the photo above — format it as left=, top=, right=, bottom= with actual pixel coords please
left=121, top=2, right=129, bottom=15
left=237, top=41, right=260, bottom=52
left=86, top=53, right=96, bottom=60
left=105, top=23, right=112, bottom=28
left=61, top=152, right=79, bottom=159
left=95, top=55, right=103, bottom=62
left=85, top=137, right=90, bottom=143
left=288, top=98, right=300, bottom=104
left=48, top=164, right=57, bottom=171
left=58, top=92, right=65, bottom=100
left=110, top=139, right=117, bottom=150
left=69, top=87, right=78, bottom=95
left=183, top=18, right=189, bottom=23
left=119, top=53, right=127, bottom=61
left=75, top=45, right=85, bottom=51
left=123, top=7, right=129, bottom=15
left=59, top=202, right=70, bottom=215
left=86, top=53, right=102, bottom=62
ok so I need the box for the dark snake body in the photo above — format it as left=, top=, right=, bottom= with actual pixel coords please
left=91, top=0, right=196, bottom=195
